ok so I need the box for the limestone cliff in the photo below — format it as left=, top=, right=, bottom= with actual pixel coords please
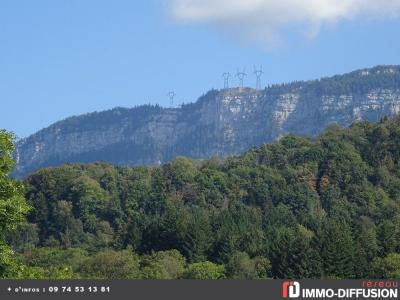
left=14, top=65, right=400, bottom=178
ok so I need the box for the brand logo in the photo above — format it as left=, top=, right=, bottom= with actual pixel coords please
left=281, top=280, right=398, bottom=299
left=282, top=281, right=301, bottom=298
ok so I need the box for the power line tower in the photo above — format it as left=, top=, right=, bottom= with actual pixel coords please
left=167, top=91, right=176, bottom=108
left=222, top=72, right=231, bottom=89
left=236, top=68, right=247, bottom=88
left=254, top=65, right=264, bottom=90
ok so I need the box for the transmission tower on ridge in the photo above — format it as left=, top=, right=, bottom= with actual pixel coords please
left=254, top=65, right=264, bottom=90
left=236, top=68, right=247, bottom=88
left=167, top=91, right=176, bottom=108
left=222, top=72, right=231, bottom=89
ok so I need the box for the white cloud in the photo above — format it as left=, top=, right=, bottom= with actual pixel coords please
left=167, top=0, right=400, bottom=48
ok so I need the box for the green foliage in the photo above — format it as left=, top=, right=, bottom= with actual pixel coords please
left=0, top=130, right=30, bottom=236
left=7, top=115, right=400, bottom=279
left=0, top=241, right=20, bottom=278
left=140, top=250, right=186, bottom=279
left=372, top=253, right=400, bottom=279
left=78, top=249, right=140, bottom=279
left=319, top=220, right=356, bottom=279
left=183, top=261, right=226, bottom=279
left=24, top=247, right=88, bottom=272
left=0, top=130, right=30, bottom=278
left=225, top=252, right=271, bottom=279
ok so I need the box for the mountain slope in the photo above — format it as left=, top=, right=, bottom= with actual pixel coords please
left=18, top=115, right=400, bottom=279
left=14, top=65, right=400, bottom=178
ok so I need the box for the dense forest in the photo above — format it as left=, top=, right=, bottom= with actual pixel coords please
left=1, top=115, right=400, bottom=279
left=267, top=65, right=400, bottom=95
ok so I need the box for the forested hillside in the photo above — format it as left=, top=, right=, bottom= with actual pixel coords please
left=3, top=115, right=400, bottom=279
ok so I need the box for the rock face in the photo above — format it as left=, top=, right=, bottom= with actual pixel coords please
left=14, top=65, right=400, bottom=178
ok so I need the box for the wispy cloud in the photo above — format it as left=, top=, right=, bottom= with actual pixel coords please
left=167, top=0, right=400, bottom=48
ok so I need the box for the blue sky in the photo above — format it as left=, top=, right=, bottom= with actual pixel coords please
left=1, top=0, right=400, bottom=138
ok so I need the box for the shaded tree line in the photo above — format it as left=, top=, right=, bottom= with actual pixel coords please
left=2, top=115, right=400, bottom=279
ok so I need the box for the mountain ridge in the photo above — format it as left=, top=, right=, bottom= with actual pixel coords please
left=13, top=65, right=400, bottom=178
